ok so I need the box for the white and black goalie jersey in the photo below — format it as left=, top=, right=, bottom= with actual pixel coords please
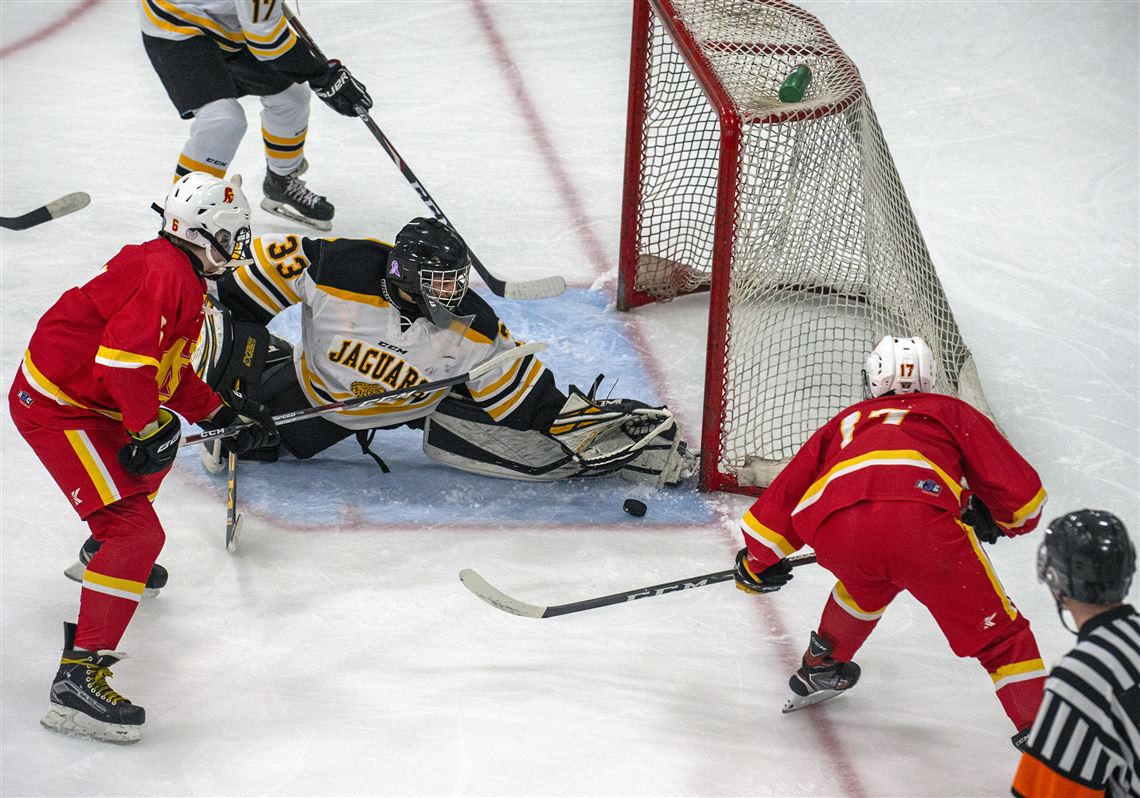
left=1013, top=605, right=1140, bottom=798
left=217, top=233, right=560, bottom=432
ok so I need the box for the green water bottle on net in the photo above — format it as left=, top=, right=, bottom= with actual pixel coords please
left=779, top=64, right=813, bottom=103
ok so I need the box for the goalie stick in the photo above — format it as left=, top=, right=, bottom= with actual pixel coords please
left=0, top=192, right=90, bottom=230
left=459, top=552, right=818, bottom=618
left=283, top=6, right=565, bottom=301
left=182, top=341, right=546, bottom=446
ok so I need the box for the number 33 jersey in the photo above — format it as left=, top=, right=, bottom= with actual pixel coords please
left=216, top=233, right=557, bottom=432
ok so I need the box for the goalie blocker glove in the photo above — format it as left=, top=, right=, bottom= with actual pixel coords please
left=118, top=409, right=182, bottom=475
left=547, top=376, right=676, bottom=473
left=310, top=59, right=372, bottom=117
left=198, top=389, right=279, bottom=456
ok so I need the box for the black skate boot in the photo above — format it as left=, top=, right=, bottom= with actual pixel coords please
left=782, top=631, right=862, bottom=713
left=64, top=536, right=168, bottom=597
left=40, top=622, right=145, bottom=744
left=261, top=163, right=334, bottom=230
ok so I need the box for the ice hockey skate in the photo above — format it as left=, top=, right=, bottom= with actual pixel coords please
left=782, top=631, right=861, bottom=714
left=40, top=622, right=144, bottom=744
left=63, top=536, right=168, bottom=598
left=261, top=160, right=334, bottom=230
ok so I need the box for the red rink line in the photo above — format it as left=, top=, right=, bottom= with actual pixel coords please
left=469, top=0, right=612, bottom=280
left=473, top=5, right=870, bottom=796
left=0, top=0, right=102, bottom=60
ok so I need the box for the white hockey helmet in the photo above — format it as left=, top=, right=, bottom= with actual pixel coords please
left=161, top=172, right=252, bottom=273
left=863, top=336, right=937, bottom=398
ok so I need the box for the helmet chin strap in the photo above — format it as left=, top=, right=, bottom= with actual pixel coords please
left=1052, top=591, right=1079, bottom=636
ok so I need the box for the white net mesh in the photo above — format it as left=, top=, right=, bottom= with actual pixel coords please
left=625, top=0, right=990, bottom=490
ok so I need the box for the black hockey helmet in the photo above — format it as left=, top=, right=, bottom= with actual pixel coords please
left=1037, top=510, right=1136, bottom=604
left=384, top=217, right=471, bottom=326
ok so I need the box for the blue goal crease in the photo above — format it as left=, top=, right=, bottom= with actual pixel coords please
left=180, top=288, right=715, bottom=528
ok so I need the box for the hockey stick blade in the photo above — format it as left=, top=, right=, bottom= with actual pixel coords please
left=502, top=274, right=567, bottom=301
left=0, top=191, right=90, bottom=231
left=183, top=341, right=546, bottom=446
left=459, top=552, right=818, bottom=619
left=226, top=514, right=243, bottom=553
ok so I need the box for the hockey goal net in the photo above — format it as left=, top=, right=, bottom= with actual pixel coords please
left=618, top=0, right=993, bottom=494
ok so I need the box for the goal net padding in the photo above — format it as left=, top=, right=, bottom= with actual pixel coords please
left=617, top=0, right=993, bottom=494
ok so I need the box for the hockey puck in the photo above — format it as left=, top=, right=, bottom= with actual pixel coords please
left=623, top=499, right=647, bottom=517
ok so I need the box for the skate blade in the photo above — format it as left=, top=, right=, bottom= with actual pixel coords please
left=65, top=562, right=160, bottom=598
left=63, top=560, right=85, bottom=584
left=259, top=198, right=332, bottom=231
left=782, top=688, right=847, bottom=714
left=40, top=705, right=141, bottom=744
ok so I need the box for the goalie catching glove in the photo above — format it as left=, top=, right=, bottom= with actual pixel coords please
left=547, top=376, right=678, bottom=474
left=199, top=388, right=280, bottom=456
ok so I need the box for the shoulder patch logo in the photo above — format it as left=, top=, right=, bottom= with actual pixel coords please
left=16, top=389, right=33, bottom=407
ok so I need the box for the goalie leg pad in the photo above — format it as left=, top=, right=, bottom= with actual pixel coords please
left=423, top=398, right=580, bottom=481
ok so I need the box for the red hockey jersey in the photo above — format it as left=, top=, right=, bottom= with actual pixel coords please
left=17, top=237, right=222, bottom=432
left=741, top=392, right=1047, bottom=567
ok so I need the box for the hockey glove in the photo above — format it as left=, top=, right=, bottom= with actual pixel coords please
left=311, top=59, right=372, bottom=117
left=961, top=493, right=1003, bottom=544
left=734, top=548, right=794, bottom=594
left=547, top=376, right=676, bottom=473
left=200, top=389, right=280, bottom=456
left=119, top=408, right=182, bottom=475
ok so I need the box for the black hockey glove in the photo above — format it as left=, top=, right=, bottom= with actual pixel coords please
left=310, top=59, right=372, bottom=117
left=200, top=389, right=279, bottom=456
left=961, top=493, right=1003, bottom=544
left=119, top=408, right=182, bottom=475
left=734, top=548, right=794, bottom=594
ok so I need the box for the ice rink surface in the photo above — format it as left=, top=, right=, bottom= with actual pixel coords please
left=1, top=1, right=1137, bottom=795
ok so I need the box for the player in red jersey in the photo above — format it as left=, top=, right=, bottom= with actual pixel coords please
left=8, top=172, right=277, bottom=744
left=733, top=336, right=1049, bottom=749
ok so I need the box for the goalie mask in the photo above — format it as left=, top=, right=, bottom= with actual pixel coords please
left=862, top=336, right=936, bottom=398
left=160, top=172, right=252, bottom=276
left=385, top=217, right=472, bottom=329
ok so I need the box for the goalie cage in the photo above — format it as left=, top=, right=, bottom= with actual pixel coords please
left=617, top=0, right=994, bottom=494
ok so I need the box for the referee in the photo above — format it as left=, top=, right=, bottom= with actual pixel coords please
left=1012, top=509, right=1138, bottom=797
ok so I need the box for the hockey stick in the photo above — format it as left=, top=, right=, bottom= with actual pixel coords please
left=459, top=552, right=818, bottom=618
left=283, top=7, right=565, bottom=301
left=225, top=451, right=242, bottom=552
left=0, top=192, right=90, bottom=230
left=182, top=341, right=546, bottom=446
left=224, top=377, right=244, bottom=553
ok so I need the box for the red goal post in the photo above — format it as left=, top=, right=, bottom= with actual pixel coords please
left=618, top=0, right=993, bottom=494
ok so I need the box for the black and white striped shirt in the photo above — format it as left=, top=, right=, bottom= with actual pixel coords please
left=1020, top=605, right=1140, bottom=797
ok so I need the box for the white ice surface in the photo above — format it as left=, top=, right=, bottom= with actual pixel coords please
left=1, top=1, right=1137, bottom=796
